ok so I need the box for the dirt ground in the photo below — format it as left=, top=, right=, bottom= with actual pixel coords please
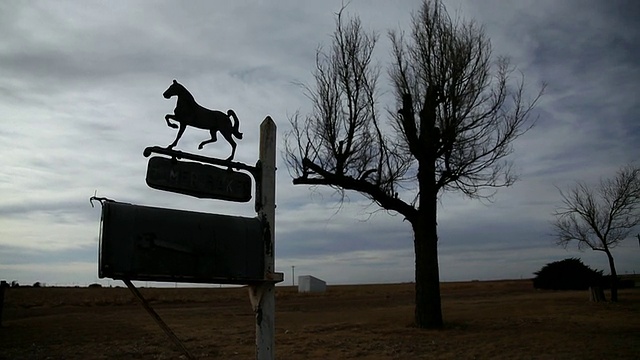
left=1, top=280, right=638, bottom=359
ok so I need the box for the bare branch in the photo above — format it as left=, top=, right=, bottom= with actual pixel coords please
left=389, top=0, right=542, bottom=200
left=293, top=158, right=417, bottom=220
left=552, top=165, right=640, bottom=251
left=284, top=6, right=414, bottom=207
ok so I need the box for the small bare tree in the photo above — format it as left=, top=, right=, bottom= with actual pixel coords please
left=553, top=165, right=640, bottom=302
left=285, top=0, right=542, bottom=328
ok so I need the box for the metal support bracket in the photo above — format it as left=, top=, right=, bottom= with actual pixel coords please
left=143, top=146, right=259, bottom=178
left=247, top=272, right=284, bottom=311
left=122, top=279, right=194, bottom=360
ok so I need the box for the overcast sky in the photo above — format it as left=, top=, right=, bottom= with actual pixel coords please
left=1, top=0, right=638, bottom=287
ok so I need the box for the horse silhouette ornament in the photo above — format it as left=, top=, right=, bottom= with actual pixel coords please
left=163, top=80, right=243, bottom=161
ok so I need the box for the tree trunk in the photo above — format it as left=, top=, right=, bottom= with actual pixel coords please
left=412, top=211, right=443, bottom=328
left=604, top=249, right=618, bottom=302
left=589, top=286, right=606, bottom=302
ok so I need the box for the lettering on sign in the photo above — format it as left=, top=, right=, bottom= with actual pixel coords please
left=146, top=157, right=252, bottom=202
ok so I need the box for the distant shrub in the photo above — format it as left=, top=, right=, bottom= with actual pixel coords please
left=32, top=282, right=42, bottom=288
left=88, top=283, right=102, bottom=288
left=533, top=258, right=603, bottom=290
left=10, top=280, right=20, bottom=288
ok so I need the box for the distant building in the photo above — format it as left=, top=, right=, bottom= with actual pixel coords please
left=298, top=275, right=326, bottom=293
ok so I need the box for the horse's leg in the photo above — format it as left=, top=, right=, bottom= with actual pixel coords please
left=168, top=123, right=186, bottom=149
left=198, top=130, right=218, bottom=150
left=165, top=114, right=179, bottom=129
left=221, top=132, right=237, bottom=161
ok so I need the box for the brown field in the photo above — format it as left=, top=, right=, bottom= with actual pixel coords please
left=1, top=280, right=638, bottom=359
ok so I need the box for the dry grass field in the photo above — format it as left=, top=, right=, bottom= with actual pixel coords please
left=1, top=280, right=638, bottom=359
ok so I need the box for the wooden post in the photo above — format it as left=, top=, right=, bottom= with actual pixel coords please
left=589, top=286, right=606, bottom=302
left=251, top=116, right=277, bottom=359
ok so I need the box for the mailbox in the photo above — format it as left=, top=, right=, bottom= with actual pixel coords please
left=99, top=201, right=265, bottom=284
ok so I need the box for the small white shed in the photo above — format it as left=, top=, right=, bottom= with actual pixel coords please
left=298, top=275, right=326, bottom=293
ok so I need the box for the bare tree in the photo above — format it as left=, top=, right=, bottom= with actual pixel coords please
left=553, top=165, right=640, bottom=302
left=285, top=0, right=542, bottom=328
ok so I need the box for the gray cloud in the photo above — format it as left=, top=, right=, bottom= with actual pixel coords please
left=0, top=0, right=638, bottom=286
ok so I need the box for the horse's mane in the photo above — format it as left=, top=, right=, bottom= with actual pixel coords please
left=175, top=82, right=196, bottom=103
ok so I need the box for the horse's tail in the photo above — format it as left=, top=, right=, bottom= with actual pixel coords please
left=227, top=110, right=243, bottom=139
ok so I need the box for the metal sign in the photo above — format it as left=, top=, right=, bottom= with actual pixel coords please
left=99, top=201, right=265, bottom=283
left=146, top=156, right=252, bottom=202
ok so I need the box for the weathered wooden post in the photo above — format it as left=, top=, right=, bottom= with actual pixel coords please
left=250, top=116, right=277, bottom=359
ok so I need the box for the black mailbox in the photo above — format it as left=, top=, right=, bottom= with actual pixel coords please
left=99, top=201, right=265, bottom=284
